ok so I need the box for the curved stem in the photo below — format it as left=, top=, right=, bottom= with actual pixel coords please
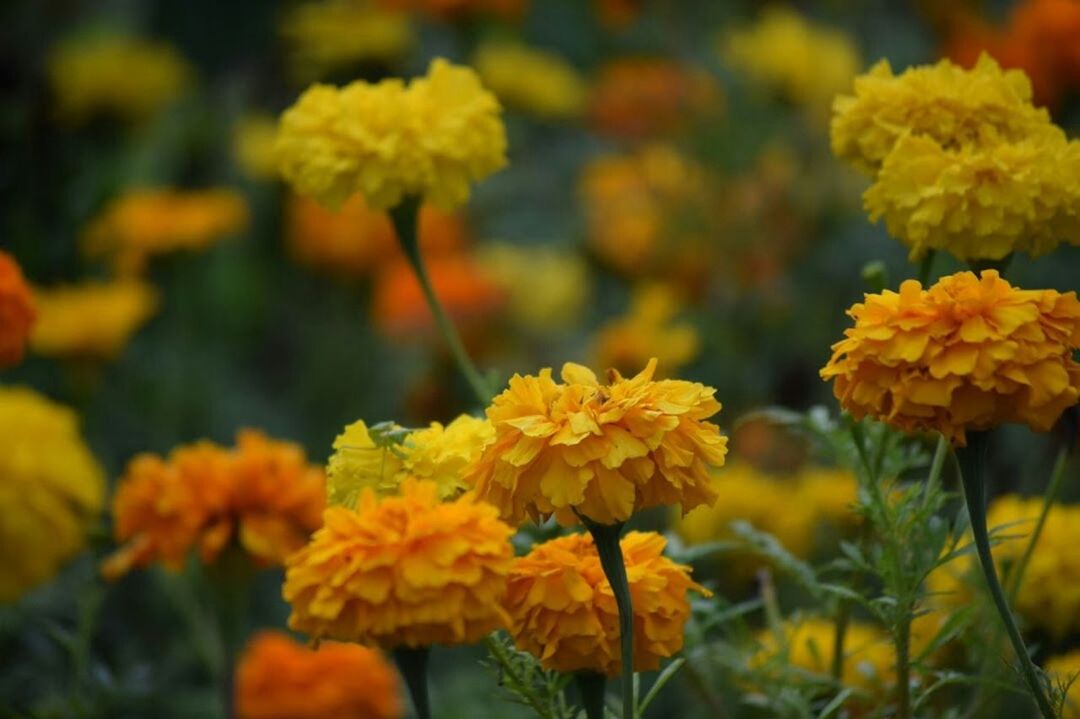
left=576, top=672, right=607, bottom=719
left=394, top=646, right=432, bottom=719
left=390, top=197, right=493, bottom=406
left=583, top=519, right=634, bottom=719
left=955, top=431, right=1054, bottom=719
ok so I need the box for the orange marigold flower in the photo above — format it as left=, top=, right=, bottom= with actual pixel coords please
left=283, top=479, right=514, bottom=647
left=103, top=431, right=325, bottom=579
left=30, top=279, right=158, bottom=360
left=465, top=358, right=728, bottom=526
left=820, top=270, right=1080, bottom=446
left=235, top=630, right=402, bottom=719
left=0, top=251, right=36, bottom=368
left=504, top=531, right=708, bottom=676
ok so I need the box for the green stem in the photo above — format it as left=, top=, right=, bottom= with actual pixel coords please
left=390, top=197, right=493, bottom=406
left=896, top=613, right=912, bottom=719
left=576, top=672, right=607, bottom=719
left=922, top=434, right=949, bottom=512
left=583, top=519, right=634, bottom=719
left=955, top=431, right=1054, bottom=719
left=917, top=250, right=936, bottom=286
left=1005, top=447, right=1069, bottom=603
left=830, top=602, right=849, bottom=683
left=394, top=646, right=432, bottom=719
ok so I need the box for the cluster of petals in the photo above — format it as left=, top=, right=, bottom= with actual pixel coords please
left=0, top=251, right=36, bottom=368
left=103, top=430, right=325, bottom=579
left=283, top=479, right=514, bottom=648
left=504, top=531, right=707, bottom=676
left=465, top=358, right=728, bottom=526
left=275, top=58, right=506, bottom=211
left=820, top=270, right=1080, bottom=445
left=234, top=630, right=402, bottom=719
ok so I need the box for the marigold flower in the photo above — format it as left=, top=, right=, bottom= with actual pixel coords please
left=472, top=41, right=587, bottom=119
left=0, top=251, right=36, bottom=369
left=283, top=479, right=514, bottom=647
left=47, top=34, right=192, bottom=123
left=0, top=387, right=104, bottom=602
left=1046, top=650, right=1080, bottom=719
left=465, top=358, right=728, bottom=526
left=475, top=243, right=589, bottom=333
left=820, top=270, right=1080, bottom=446
left=30, top=279, right=158, bottom=360
left=593, top=283, right=700, bottom=378
left=103, top=431, right=325, bottom=579
left=275, top=58, right=506, bottom=210
left=504, top=531, right=708, bottom=676
left=82, top=188, right=250, bottom=275
left=235, top=630, right=402, bottom=719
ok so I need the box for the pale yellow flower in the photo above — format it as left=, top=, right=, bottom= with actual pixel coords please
left=473, top=41, right=587, bottom=119
left=475, top=243, right=589, bottom=333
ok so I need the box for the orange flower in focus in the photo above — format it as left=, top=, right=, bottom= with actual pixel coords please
left=286, top=193, right=466, bottom=278
left=235, top=631, right=402, bottom=719
left=376, top=0, right=526, bottom=19
left=588, top=58, right=721, bottom=139
left=103, top=430, right=325, bottom=579
left=0, top=251, right=35, bottom=368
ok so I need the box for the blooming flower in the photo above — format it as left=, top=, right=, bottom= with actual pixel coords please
left=102, top=431, right=326, bottom=579
left=504, top=531, right=708, bottom=676
left=283, top=479, right=514, bottom=647
left=0, top=251, right=36, bottom=369
left=30, top=279, right=158, bottom=359
left=47, top=34, right=192, bottom=123
left=275, top=58, right=506, bottom=210
left=1045, top=650, right=1080, bottom=719
left=472, top=41, right=587, bottom=119
left=820, top=270, right=1080, bottom=445
left=465, top=358, right=728, bottom=526
left=235, top=630, right=402, bottom=719
left=82, top=188, right=250, bottom=275
left=593, top=283, right=700, bottom=378
left=0, top=387, right=104, bottom=602
left=475, top=243, right=589, bottom=333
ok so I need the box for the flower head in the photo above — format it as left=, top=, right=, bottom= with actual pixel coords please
left=235, top=630, right=402, bottom=719
left=504, top=531, right=708, bottom=676
left=465, top=358, right=728, bottom=526
left=0, top=387, right=104, bottom=601
left=475, top=243, right=589, bottom=333
left=0, top=251, right=36, bottom=368
left=820, top=270, right=1080, bottom=445
left=283, top=479, right=514, bottom=647
left=30, top=279, right=158, bottom=359
left=472, top=41, right=587, bottom=119
left=593, top=283, right=700, bottom=378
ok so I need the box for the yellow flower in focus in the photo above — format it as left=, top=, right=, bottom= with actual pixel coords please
left=465, top=358, right=728, bottom=526
left=0, top=251, right=36, bottom=369
left=47, top=34, right=192, bottom=123
left=593, top=283, right=700, bottom=378
left=30, top=279, right=158, bottom=360
left=0, top=387, right=104, bottom=602
left=1046, top=650, right=1080, bottom=719
left=473, top=41, right=587, bottom=119
left=326, top=420, right=406, bottom=508
left=82, top=188, right=250, bottom=275
left=233, top=115, right=281, bottom=181
left=275, top=58, right=506, bottom=210
left=821, top=270, right=1080, bottom=446
left=475, top=243, right=589, bottom=333
left=280, top=0, right=412, bottom=82
left=722, top=6, right=861, bottom=114
left=504, top=531, right=709, bottom=676
left=401, top=414, right=494, bottom=497
left=283, top=479, right=514, bottom=647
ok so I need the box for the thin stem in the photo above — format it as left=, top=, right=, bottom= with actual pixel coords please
left=922, top=434, right=949, bottom=512
left=389, top=197, right=493, bottom=406
left=583, top=519, right=634, bottom=719
left=917, top=250, right=936, bottom=286
left=955, top=431, right=1054, bottom=719
left=896, top=613, right=912, bottom=719
left=394, top=646, right=432, bottom=719
left=1005, top=446, right=1069, bottom=602
left=830, top=603, right=849, bottom=683
left=576, top=672, right=607, bottom=719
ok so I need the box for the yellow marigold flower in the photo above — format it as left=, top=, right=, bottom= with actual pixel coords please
left=401, top=415, right=494, bottom=496
left=0, top=251, right=36, bottom=369
left=593, top=283, right=700, bottom=378
left=82, top=188, right=250, bottom=275
left=103, top=431, right=326, bottom=579
left=280, top=0, right=412, bottom=82
left=326, top=420, right=406, bottom=507
left=475, top=243, right=589, bottom=333
left=722, top=6, right=861, bottom=114
left=465, top=358, right=728, bottom=526
left=472, top=41, right=587, bottom=119
left=504, top=531, right=709, bottom=676
left=0, top=387, right=104, bottom=602
left=275, top=58, right=506, bottom=210
left=820, top=270, right=1080, bottom=446
left=233, top=115, right=281, bottom=181
left=235, top=630, right=402, bottom=719
left=47, top=34, right=192, bottom=123
left=1046, top=650, right=1080, bottom=719
left=30, top=279, right=158, bottom=360
left=283, top=479, right=514, bottom=647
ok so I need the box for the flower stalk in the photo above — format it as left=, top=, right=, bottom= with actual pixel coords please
left=576, top=672, right=607, bottom=719
left=394, top=646, right=432, bottom=719
left=581, top=517, right=634, bottom=719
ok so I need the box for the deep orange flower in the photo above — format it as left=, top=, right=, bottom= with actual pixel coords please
left=235, top=631, right=402, bottom=719
left=0, top=251, right=35, bottom=368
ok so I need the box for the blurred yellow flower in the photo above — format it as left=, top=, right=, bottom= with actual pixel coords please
left=475, top=243, right=589, bottom=333
left=473, top=41, right=587, bottom=119
left=722, top=6, right=861, bottom=114
left=465, top=358, right=728, bottom=527
left=47, top=34, right=192, bottom=123
left=0, top=251, right=36, bottom=369
left=279, top=0, right=412, bottom=82
left=505, top=531, right=708, bottom=676
left=820, top=270, right=1080, bottom=446
left=275, top=58, right=506, bottom=210
left=0, top=387, right=104, bottom=602
left=233, top=115, right=281, bottom=181
left=30, top=279, right=158, bottom=360
left=284, top=479, right=514, bottom=647
left=83, top=188, right=250, bottom=275
left=376, top=0, right=527, bottom=19
left=593, top=283, right=700, bottom=377
left=1046, top=650, right=1080, bottom=719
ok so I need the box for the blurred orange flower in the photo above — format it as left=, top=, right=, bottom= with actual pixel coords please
left=30, top=279, right=158, bottom=360
left=235, top=631, right=402, bottom=719
left=593, top=283, right=700, bottom=377
left=0, top=251, right=35, bottom=368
